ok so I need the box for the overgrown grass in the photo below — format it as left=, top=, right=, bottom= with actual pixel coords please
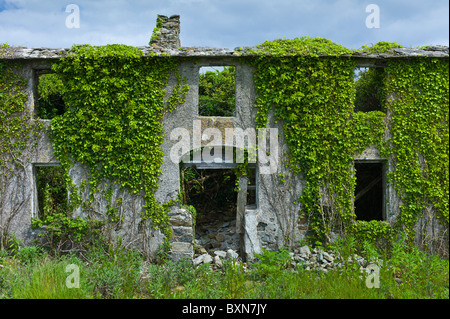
left=1, top=248, right=91, bottom=298
left=0, top=237, right=448, bottom=299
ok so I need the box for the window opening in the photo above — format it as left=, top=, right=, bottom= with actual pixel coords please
left=354, top=162, right=384, bottom=221
left=354, top=67, right=385, bottom=112
left=198, top=66, right=236, bottom=117
left=246, top=167, right=257, bottom=208
left=35, top=72, right=66, bottom=119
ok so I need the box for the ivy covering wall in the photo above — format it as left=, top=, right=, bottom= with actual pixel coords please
left=1, top=45, right=44, bottom=248
left=0, top=54, right=42, bottom=178
left=248, top=38, right=448, bottom=245
left=45, top=44, right=187, bottom=242
left=385, top=59, right=449, bottom=237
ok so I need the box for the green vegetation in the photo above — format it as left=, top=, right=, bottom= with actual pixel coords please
left=384, top=59, right=449, bottom=240
left=248, top=39, right=448, bottom=247
left=198, top=66, right=236, bottom=116
left=149, top=14, right=164, bottom=45
left=35, top=166, right=67, bottom=218
left=33, top=44, right=188, bottom=251
left=1, top=58, right=44, bottom=250
left=0, top=60, right=43, bottom=176
left=354, top=67, right=385, bottom=112
left=36, top=73, right=66, bottom=119
left=250, top=36, right=353, bottom=56
left=249, top=52, right=386, bottom=243
left=0, top=237, right=448, bottom=299
left=358, top=41, right=403, bottom=53
left=249, top=38, right=403, bottom=56
left=32, top=166, right=102, bottom=249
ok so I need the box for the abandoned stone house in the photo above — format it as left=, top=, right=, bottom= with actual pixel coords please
left=1, top=15, right=448, bottom=261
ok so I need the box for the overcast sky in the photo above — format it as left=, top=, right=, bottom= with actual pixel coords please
left=0, top=0, right=448, bottom=50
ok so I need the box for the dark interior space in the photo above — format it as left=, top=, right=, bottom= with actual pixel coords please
left=246, top=167, right=257, bottom=207
left=354, top=162, right=384, bottom=221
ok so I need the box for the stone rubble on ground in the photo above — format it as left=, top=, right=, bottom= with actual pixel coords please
left=289, top=246, right=384, bottom=275
left=193, top=245, right=383, bottom=277
left=195, top=219, right=240, bottom=253
left=193, top=248, right=240, bottom=268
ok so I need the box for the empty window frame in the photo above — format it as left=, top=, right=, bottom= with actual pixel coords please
left=33, top=164, right=68, bottom=219
left=246, top=166, right=257, bottom=208
left=354, top=161, right=385, bottom=221
left=198, top=66, right=236, bottom=117
left=354, top=67, right=385, bottom=112
left=35, top=71, right=66, bottom=119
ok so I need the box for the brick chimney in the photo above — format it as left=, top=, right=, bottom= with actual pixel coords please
left=149, top=14, right=181, bottom=49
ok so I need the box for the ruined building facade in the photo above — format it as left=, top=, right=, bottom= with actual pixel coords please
left=1, top=15, right=448, bottom=260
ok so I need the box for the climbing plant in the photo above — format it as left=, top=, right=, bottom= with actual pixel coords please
left=46, top=44, right=188, bottom=244
left=383, top=58, right=449, bottom=241
left=248, top=37, right=447, bottom=245
left=36, top=73, right=66, bottom=119
left=149, top=14, right=164, bottom=45
left=359, top=41, right=403, bottom=53
left=1, top=45, right=44, bottom=247
left=0, top=58, right=42, bottom=176
left=248, top=38, right=385, bottom=242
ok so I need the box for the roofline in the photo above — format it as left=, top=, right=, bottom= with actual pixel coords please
left=1, top=45, right=448, bottom=60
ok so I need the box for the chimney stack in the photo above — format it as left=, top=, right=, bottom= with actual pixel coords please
left=149, top=14, right=181, bottom=49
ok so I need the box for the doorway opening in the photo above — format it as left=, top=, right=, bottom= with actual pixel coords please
left=181, top=166, right=239, bottom=253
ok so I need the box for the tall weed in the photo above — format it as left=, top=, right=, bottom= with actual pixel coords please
left=252, top=247, right=291, bottom=278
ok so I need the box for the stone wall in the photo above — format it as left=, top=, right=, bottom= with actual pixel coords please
left=149, top=15, right=181, bottom=49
